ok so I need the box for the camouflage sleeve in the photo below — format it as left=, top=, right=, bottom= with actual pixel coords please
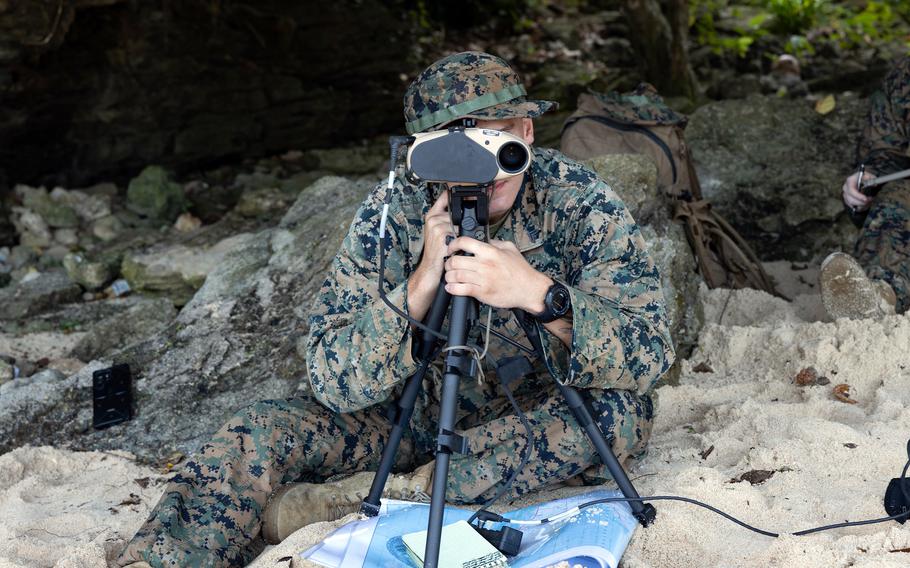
left=305, top=182, right=422, bottom=413
left=540, top=181, right=675, bottom=395
left=858, top=57, right=910, bottom=176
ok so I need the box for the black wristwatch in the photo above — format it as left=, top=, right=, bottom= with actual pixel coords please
left=534, top=282, right=571, bottom=323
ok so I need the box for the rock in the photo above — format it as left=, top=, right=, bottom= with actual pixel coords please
left=174, top=212, right=202, bottom=233
left=183, top=181, right=241, bottom=224
left=582, top=154, right=658, bottom=219
left=11, top=207, right=52, bottom=248
left=91, top=215, right=125, bottom=242
left=50, top=187, right=112, bottom=222
left=40, top=245, right=71, bottom=266
left=17, top=185, right=80, bottom=228
left=0, top=271, right=82, bottom=321
left=53, top=227, right=79, bottom=246
left=121, top=233, right=253, bottom=306
left=0, top=273, right=10, bottom=289
left=233, top=187, right=295, bottom=218
left=0, top=359, right=12, bottom=384
left=687, top=94, right=867, bottom=261
left=46, top=357, right=86, bottom=377
left=72, top=297, right=176, bottom=361
left=1, top=295, right=154, bottom=336
left=0, top=176, right=372, bottom=460
left=304, top=144, right=387, bottom=176
left=80, top=182, right=119, bottom=198
left=8, top=246, right=37, bottom=270
left=126, top=166, right=188, bottom=223
left=63, top=252, right=116, bottom=290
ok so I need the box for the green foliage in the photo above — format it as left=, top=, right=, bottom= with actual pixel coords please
left=766, top=0, right=824, bottom=35
left=824, top=1, right=906, bottom=49
left=690, top=0, right=910, bottom=58
left=690, top=0, right=769, bottom=57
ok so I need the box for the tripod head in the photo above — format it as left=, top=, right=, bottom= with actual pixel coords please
left=449, top=185, right=490, bottom=239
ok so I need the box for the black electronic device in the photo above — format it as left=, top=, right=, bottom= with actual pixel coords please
left=884, top=477, right=910, bottom=524
left=92, top=364, right=133, bottom=430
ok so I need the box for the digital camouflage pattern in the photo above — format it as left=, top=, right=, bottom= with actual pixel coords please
left=855, top=56, right=910, bottom=313
left=403, top=51, right=557, bottom=134
left=118, top=149, right=675, bottom=567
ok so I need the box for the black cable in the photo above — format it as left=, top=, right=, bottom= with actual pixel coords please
left=485, top=452, right=910, bottom=539
left=474, top=309, right=910, bottom=539
left=467, top=359, right=535, bottom=526
left=377, top=138, right=448, bottom=343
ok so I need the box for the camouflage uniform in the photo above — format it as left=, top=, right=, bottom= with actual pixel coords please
left=854, top=56, right=910, bottom=313
left=118, top=52, right=674, bottom=567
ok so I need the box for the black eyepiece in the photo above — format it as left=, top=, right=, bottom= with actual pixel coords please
left=498, top=142, right=529, bottom=173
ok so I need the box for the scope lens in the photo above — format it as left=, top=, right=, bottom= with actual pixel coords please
left=498, top=142, right=529, bottom=173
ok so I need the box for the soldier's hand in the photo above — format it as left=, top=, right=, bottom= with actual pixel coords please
left=407, top=192, right=453, bottom=320
left=444, top=237, right=551, bottom=310
left=842, top=171, right=875, bottom=211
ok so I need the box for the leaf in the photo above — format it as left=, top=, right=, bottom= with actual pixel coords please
left=730, top=469, right=775, bottom=485
left=794, top=366, right=818, bottom=386
left=815, top=94, right=836, bottom=115
left=833, top=383, right=858, bottom=404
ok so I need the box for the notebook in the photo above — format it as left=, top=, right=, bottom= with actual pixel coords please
left=401, top=520, right=509, bottom=568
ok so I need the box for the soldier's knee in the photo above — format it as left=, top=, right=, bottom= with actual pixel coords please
left=228, top=399, right=293, bottom=429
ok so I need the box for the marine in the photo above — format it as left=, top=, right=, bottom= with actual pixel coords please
left=820, top=56, right=910, bottom=319
left=117, top=51, right=675, bottom=567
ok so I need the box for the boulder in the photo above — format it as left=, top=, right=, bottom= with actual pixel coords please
left=10, top=207, right=52, bottom=248
left=126, top=166, right=188, bottom=223
left=121, top=233, right=252, bottom=306
left=687, top=94, right=866, bottom=261
left=0, top=176, right=373, bottom=460
left=17, top=185, right=80, bottom=229
left=72, top=297, right=177, bottom=361
left=63, top=252, right=117, bottom=291
left=0, top=271, right=82, bottom=321
left=91, top=215, right=125, bottom=242
left=0, top=360, right=12, bottom=385
left=233, top=187, right=295, bottom=219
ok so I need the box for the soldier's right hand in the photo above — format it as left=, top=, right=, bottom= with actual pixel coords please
left=406, top=191, right=453, bottom=321
left=842, top=171, right=875, bottom=211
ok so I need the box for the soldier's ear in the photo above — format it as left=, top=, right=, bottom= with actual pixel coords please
left=521, top=118, right=534, bottom=145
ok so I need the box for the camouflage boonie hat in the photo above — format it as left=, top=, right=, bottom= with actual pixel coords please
left=403, top=51, right=557, bottom=134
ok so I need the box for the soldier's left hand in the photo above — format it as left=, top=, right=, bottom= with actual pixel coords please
left=444, top=237, right=551, bottom=311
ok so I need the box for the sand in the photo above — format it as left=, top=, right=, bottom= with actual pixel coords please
left=2, top=261, right=910, bottom=567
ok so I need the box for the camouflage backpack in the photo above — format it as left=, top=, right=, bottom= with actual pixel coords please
left=561, top=84, right=779, bottom=296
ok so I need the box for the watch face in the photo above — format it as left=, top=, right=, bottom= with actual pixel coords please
left=551, top=286, right=570, bottom=315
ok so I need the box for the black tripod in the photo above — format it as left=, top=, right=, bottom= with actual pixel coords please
left=362, top=187, right=655, bottom=567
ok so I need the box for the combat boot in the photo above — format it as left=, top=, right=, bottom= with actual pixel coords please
left=261, top=461, right=434, bottom=544
left=819, top=252, right=897, bottom=320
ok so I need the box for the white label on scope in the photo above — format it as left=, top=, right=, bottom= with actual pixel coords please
left=481, top=129, right=502, bottom=136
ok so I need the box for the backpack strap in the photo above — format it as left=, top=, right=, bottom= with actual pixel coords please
left=674, top=200, right=785, bottom=298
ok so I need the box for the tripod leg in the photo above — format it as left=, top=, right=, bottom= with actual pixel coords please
left=360, top=364, right=427, bottom=516
left=425, top=294, right=473, bottom=568
left=511, top=309, right=655, bottom=526
left=556, top=383, right=656, bottom=526
left=361, top=279, right=451, bottom=517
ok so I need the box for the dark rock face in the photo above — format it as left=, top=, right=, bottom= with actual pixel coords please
left=687, top=94, right=867, bottom=261
left=0, top=1, right=414, bottom=187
